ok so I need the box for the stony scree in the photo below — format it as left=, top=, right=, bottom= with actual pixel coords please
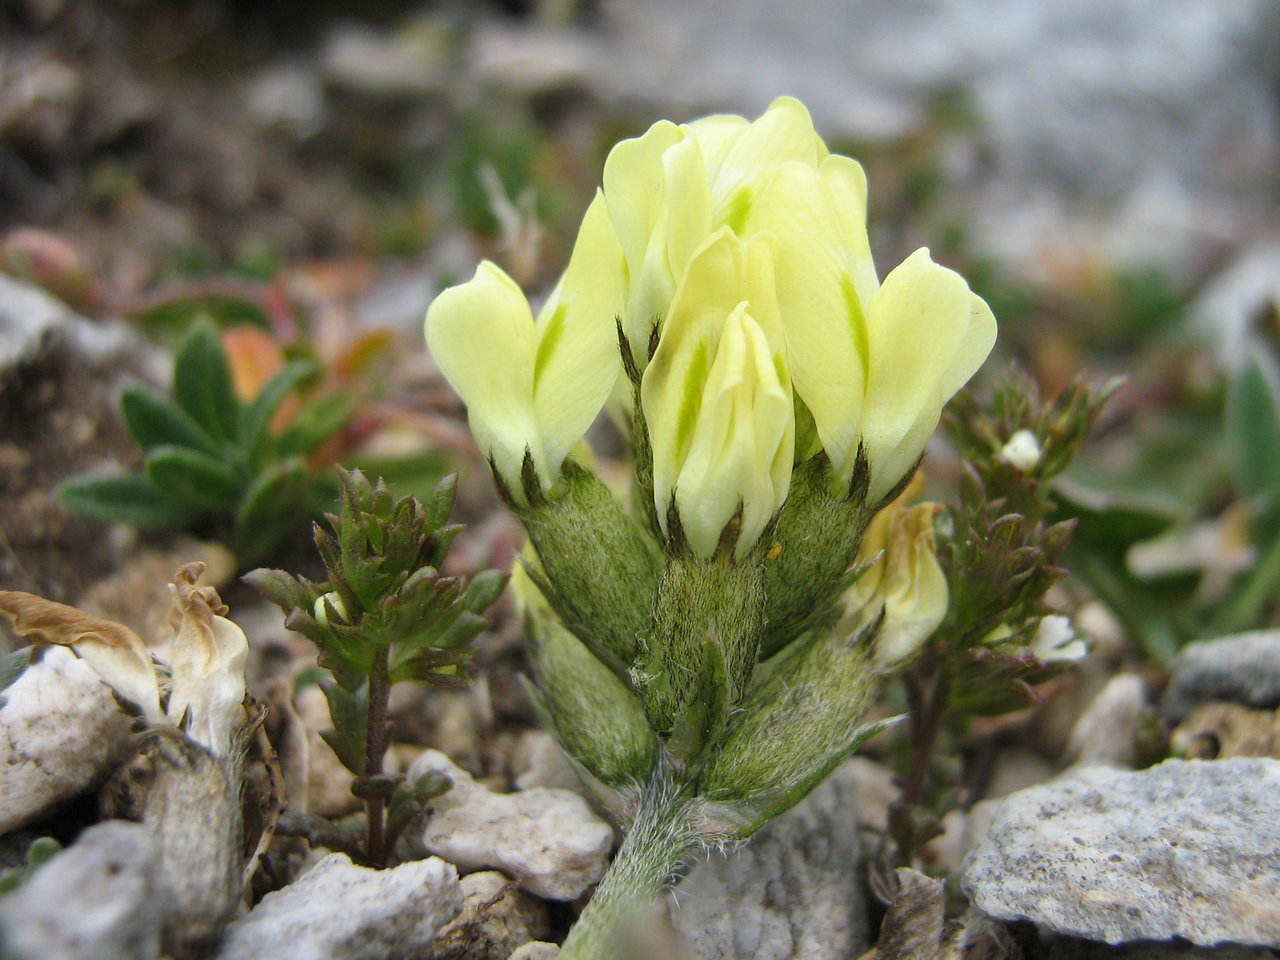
left=962, top=757, right=1280, bottom=947
left=215, top=853, right=462, bottom=960
left=663, top=759, right=871, bottom=960
left=0, top=646, right=134, bottom=834
left=409, top=749, right=613, bottom=902
left=429, top=869, right=550, bottom=960
left=0, top=820, right=163, bottom=960
left=1161, top=630, right=1280, bottom=723
left=507, top=943, right=560, bottom=960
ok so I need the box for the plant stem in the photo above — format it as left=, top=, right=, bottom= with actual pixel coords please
left=901, top=669, right=949, bottom=809
left=365, top=648, right=391, bottom=866
left=559, top=772, right=699, bottom=960
left=890, top=666, right=951, bottom=866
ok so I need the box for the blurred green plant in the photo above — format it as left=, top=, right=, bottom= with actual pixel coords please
left=1058, top=339, right=1280, bottom=662
left=60, top=320, right=355, bottom=565
left=245, top=468, right=506, bottom=866
left=0, top=838, right=61, bottom=897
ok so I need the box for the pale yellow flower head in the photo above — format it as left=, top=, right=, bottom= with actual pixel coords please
left=425, top=94, right=996, bottom=522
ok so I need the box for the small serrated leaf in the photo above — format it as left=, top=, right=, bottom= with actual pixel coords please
left=464, top=569, right=508, bottom=613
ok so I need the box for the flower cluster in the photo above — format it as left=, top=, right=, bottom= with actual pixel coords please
left=428, top=96, right=995, bottom=558
left=425, top=97, right=996, bottom=958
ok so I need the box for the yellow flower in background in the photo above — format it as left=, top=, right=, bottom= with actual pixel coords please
left=425, top=193, right=626, bottom=501
left=840, top=487, right=948, bottom=670
left=640, top=229, right=794, bottom=559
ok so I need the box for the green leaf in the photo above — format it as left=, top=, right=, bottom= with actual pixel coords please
left=59, top=473, right=202, bottom=528
left=1227, top=351, right=1280, bottom=536
left=464, top=569, right=508, bottom=614
left=233, top=458, right=310, bottom=564
left=0, top=648, right=31, bottom=710
left=242, top=568, right=314, bottom=613
left=173, top=321, right=240, bottom=444
left=241, top=360, right=315, bottom=464
left=0, top=836, right=62, bottom=895
left=320, top=682, right=368, bottom=777
left=121, top=387, right=221, bottom=457
left=278, top=392, right=358, bottom=458
left=0, top=647, right=30, bottom=693
left=145, top=445, right=243, bottom=510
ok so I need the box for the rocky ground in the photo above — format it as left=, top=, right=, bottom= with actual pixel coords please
left=3, top=1, right=1280, bottom=958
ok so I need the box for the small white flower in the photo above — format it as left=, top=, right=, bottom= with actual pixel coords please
left=1000, top=429, right=1041, bottom=471
left=1028, top=614, right=1087, bottom=664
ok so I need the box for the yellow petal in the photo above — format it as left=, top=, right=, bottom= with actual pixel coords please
left=602, top=119, right=683, bottom=284
left=533, top=190, right=627, bottom=472
left=758, top=155, right=875, bottom=483
left=661, top=136, right=714, bottom=300
left=685, top=111, right=749, bottom=158
left=643, top=229, right=769, bottom=525
left=706, top=96, right=826, bottom=232
left=425, top=260, right=546, bottom=492
left=861, top=249, right=996, bottom=501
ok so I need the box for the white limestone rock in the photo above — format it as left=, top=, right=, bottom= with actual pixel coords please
left=0, top=821, right=163, bottom=960
left=664, top=759, right=871, bottom=959
left=1066, top=673, right=1150, bottom=768
left=963, top=758, right=1280, bottom=946
left=508, top=943, right=560, bottom=960
left=410, top=750, right=612, bottom=902
left=215, top=853, right=462, bottom=960
left=1162, top=630, right=1280, bottom=723
left=0, top=646, right=133, bottom=833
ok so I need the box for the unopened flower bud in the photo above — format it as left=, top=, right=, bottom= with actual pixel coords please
left=312, top=590, right=348, bottom=626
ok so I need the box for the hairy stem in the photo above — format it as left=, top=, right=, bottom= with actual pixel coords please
left=365, top=649, right=391, bottom=866
left=560, top=772, right=700, bottom=959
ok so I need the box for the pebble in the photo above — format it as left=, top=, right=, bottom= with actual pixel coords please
left=215, top=853, right=462, bottom=960
left=0, top=646, right=133, bottom=833
left=430, top=870, right=550, bottom=960
left=963, top=758, right=1280, bottom=946
left=0, top=821, right=162, bottom=960
left=1065, top=674, right=1150, bottom=768
left=507, top=943, right=560, bottom=960
left=1161, top=630, right=1280, bottom=723
left=409, top=749, right=613, bottom=901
